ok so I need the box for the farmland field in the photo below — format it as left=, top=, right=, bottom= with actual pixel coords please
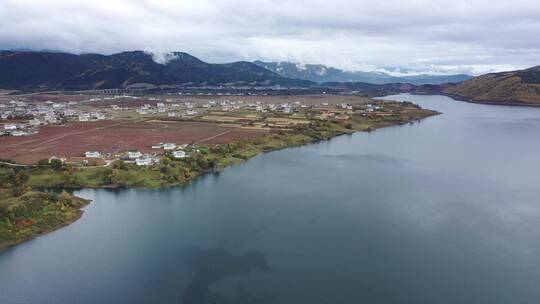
left=0, top=120, right=268, bottom=164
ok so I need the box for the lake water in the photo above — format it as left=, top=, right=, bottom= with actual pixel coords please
left=1, top=94, right=540, bottom=304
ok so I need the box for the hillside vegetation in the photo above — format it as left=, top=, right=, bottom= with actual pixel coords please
left=441, top=66, right=540, bottom=105
left=0, top=51, right=313, bottom=90
left=0, top=189, right=88, bottom=250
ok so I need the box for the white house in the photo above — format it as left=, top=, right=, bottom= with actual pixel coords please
left=163, top=143, right=176, bottom=150
left=85, top=151, right=101, bottom=158
left=282, top=106, right=291, bottom=113
left=63, top=109, right=76, bottom=117
left=49, top=156, right=66, bottom=164
left=29, top=119, right=42, bottom=126
left=172, top=150, right=187, bottom=159
left=45, top=115, right=59, bottom=124
left=4, top=124, right=17, bottom=130
left=151, top=143, right=164, bottom=149
left=78, top=114, right=90, bottom=122
left=11, top=130, right=27, bottom=136
left=136, top=157, right=152, bottom=166
left=128, top=151, right=142, bottom=159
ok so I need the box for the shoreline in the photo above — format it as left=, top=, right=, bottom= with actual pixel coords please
left=417, top=92, right=540, bottom=108
left=0, top=208, right=86, bottom=251
left=0, top=191, right=90, bottom=251
left=1, top=103, right=438, bottom=251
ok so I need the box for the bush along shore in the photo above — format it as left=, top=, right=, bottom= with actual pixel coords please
left=0, top=103, right=438, bottom=250
left=0, top=189, right=89, bottom=250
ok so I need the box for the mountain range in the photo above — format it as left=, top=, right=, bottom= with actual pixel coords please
left=316, top=66, right=540, bottom=106
left=0, top=51, right=313, bottom=90
left=1, top=50, right=538, bottom=106
left=254, top=61, right=472, bottom=85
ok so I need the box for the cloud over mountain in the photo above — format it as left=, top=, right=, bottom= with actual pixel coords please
left=1, top=0, right=539, bottom=75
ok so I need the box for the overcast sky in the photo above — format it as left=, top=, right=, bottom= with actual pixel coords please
left=1, top=0, right=539, bottom=75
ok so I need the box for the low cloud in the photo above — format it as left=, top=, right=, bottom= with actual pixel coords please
left=145, top=50, right=179, bottom=65
left=0, top=0, right=539, bottom=75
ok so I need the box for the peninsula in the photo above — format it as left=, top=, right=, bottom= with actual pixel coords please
left=0, top=92, right=438, bottom=250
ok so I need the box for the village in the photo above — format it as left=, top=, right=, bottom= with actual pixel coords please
left=0, top=92, right=409, bottom=166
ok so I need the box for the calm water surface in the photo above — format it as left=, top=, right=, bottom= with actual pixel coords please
left=1, top=94, right=540, bottom=303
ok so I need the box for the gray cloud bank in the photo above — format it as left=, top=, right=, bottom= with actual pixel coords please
left=1, top=0, right=539, bottom=75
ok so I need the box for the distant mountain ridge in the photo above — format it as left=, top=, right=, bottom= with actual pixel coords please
left=0, top=51, right=314, bottom=90
left=5, top=49, right=535, bottom=106
left=254, top=61, right=472, bottom=85
left=440, top=65, right=540, bottom=105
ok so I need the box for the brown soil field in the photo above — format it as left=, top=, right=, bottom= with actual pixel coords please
left=0, top=120, right=268, bottom=164
left=2, top=93, right=371, bottom=106
left=87, top=95, right=371, bottom=109
left=89, top=98, right=165, bottom=108
left=0, top=93, right=98, bottom=104
left=87, top=94, right=372, bottom=107
left=176, top=94, right=372, bottom=105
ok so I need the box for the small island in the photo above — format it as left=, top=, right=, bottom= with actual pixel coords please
left=0, top=93, right=438, bottom=250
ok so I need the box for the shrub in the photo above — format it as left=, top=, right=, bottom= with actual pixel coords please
left=113, top=160, right=128, bottom=170
left=50, top=159, right=64, bottom=171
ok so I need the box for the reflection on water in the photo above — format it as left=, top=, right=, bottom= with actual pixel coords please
left=183, top=247, right=269, bottom=304
left=329, top=153, right=409, bottom=165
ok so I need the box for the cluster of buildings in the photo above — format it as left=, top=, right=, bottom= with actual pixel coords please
left=311, top=102, right=385, bottom=121
left=0, top=100, right=81, bottom=121
left=0, top=100, right=66, bottom=136
left=134, top=102, right=199, bottom=117
left=0, top=99, right=108, bottom=137
left=242, top=100, right=306, bottom=113
left=126, top=98, right=313, bottom=118
left=78, top=111, right=107, bottom=121
left=84, top=149, right=160, bottom=166
left=83, top=142, right=190, bottom=167
left=1, top=123, right=36, bottom=136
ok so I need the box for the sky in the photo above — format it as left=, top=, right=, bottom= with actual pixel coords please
left=0, top=0, right=539, bottom=76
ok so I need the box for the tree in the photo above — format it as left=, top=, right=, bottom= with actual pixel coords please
left=12, top=170, right=29, bottom=187
left=37, top=159, right=50, bottom=168
left=10, top=170, right=29, bottom=197
left=160, top=165, right=170, bottom=175
left=0, top=170, right=12, bottom=187
left=12, top=186, right=25, bottom=197
left=50, top=158, right=63, bottom=171
left=102, top=169, right=113, bottom=185
left=113, top=160, right=128, bottom=170
left=161, top=157, right=171, bottom=166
